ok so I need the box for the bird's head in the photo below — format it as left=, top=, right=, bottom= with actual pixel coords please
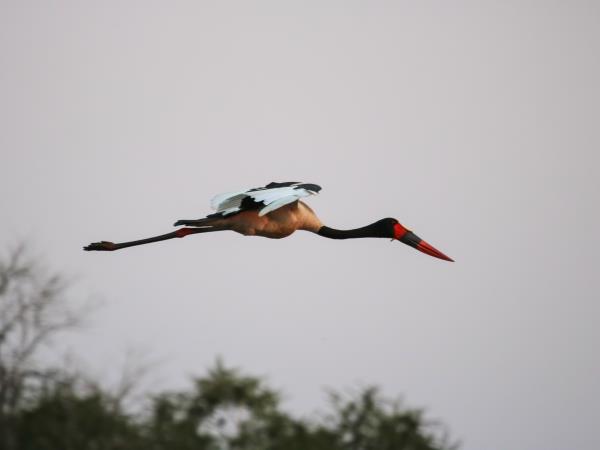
left=377, top=218, right=454, bottom=262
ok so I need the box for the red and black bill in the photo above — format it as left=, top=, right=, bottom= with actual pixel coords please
left=400, top=230, right=454, bottom=262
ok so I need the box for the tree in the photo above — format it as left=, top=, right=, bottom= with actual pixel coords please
left=146, top=359, right=283, bottom=450
left=325, top=387, right=457, bottom=450
left=143, top=360, right=457, bottom=450
left=14, top=374, right=146, bottom=450
left=0, top=246, right=89, bottom=450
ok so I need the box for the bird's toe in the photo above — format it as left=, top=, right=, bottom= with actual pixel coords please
left=83, top=241, right=116, bottom=251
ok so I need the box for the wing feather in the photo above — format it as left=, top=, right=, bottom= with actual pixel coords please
left=258, top=195, right=299, bottom=216
left=210, top=190, right=248, bottom=210
left=210, top=182, right=321, bottom=216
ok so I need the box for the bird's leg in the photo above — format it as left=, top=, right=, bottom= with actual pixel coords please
left=83, top=227, right=222, bottom=252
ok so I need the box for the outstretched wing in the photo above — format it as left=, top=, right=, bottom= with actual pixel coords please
left=211, top=181, right=321, bottom=217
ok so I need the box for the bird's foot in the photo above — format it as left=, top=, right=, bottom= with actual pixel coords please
left=83, top=241, right=117, bottom=251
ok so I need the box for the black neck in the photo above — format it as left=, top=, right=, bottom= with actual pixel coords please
left=317, top=222, right=387, bottom=240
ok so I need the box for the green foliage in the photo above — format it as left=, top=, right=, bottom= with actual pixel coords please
left=5, top=360, right=456, bottom=450
left=327, top=387, right=454, bottom=450
left=14, top=379, right=146, bottom=450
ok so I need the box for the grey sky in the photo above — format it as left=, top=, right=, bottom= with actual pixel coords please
left=1, top=2, right=599, bottom=449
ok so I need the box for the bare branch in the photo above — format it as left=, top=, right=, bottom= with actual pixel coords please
left=0, top=245, right=90, bottom=416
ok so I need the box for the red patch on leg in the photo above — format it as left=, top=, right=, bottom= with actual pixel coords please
left=176, top=228, right=194, bottom=238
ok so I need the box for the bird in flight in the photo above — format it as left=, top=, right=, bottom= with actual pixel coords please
left=84, top=181, right=453, bottom=261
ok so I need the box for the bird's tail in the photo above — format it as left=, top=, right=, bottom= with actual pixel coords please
left=173, top=217, right=220, bottom=227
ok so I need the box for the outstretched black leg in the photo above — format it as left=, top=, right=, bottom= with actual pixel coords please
left=83, top=227, right=221, bottom=252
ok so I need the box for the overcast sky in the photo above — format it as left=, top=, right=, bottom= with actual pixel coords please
left=1, top=2, right=599, bottom=449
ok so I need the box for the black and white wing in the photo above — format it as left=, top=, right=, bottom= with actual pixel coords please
left=210, top=181, right=321, bottom=217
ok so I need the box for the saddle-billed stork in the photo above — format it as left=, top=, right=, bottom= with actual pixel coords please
left=84, top=181, right=453, bottom=261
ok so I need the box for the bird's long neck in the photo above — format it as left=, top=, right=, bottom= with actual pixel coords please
left=317, top=222, right=385, bottom=240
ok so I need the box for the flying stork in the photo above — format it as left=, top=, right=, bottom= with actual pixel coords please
left=83, top=181, right=453, bottom=261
